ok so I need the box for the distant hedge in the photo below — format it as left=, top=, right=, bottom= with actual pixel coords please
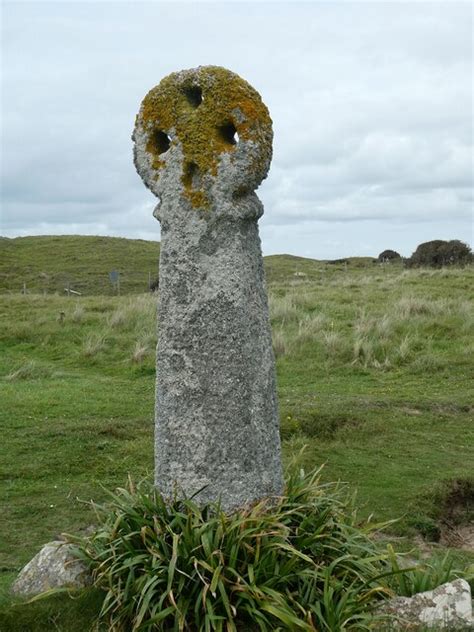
left=407, top=240, right=472, bottom=268
left=378, top=249, right=401, bottom=263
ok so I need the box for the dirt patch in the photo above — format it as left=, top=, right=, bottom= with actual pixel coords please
left=440, top=523, right=474, bottom=552
left=280, top=411, right=362, bottom=440
left=437, top=478, right=474, bottom=551
left=439, top=478, right=474, bottom=525
left=415, top=478, right=474, bottom=551
left=400, top=407, right=423, bottom=416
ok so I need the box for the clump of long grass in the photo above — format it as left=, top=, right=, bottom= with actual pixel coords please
left=291, top=291, right=318, bottom=310
left=108, top=308, right=127, bottom=329
left=108, top=296, right=156, bottom=333
left=350, top=310, right=421, bottom=370
left=4, top=360, right=52, bottom=381
left=354, top=312, right=392, bottom=338
left=72, top=467, right=396, bottom=632
left=131, top=342, right=149, bottom=364
left=295, top=312, right=327, bottom=345
left=131, top=333, right=154, bottom=363
left=268, top=293, right=300, bottom=324
left=82, top=333, right=106, bottom=358
left=71, top=304, right=85, bottom=324
left=351, top=311, right=391, bottom=368
left=395, top=297, right=450, bottom=319
left=458, top=301, right=474, bottom=334
left=321, top=330, right=345, bottom=356
left=352, top=336, right=390, bottom=370
left=272, top=328, right=288, bottom=358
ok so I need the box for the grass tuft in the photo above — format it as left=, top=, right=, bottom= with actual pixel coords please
left=82, top=333, right=107, bottom=358
left=5, top=361, right=52, bottom=381
left=131, top=340, right=150, bottom=364
left=71, top=304, right=85, bottom=324
left=272, top=328, right=288, bottom=358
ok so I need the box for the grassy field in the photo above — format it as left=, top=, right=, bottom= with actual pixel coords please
left=0, top=235, right=370, bottom=295
left=0, top=235, right=161, bottom=295
left=0, top=236, right=473, bottom=630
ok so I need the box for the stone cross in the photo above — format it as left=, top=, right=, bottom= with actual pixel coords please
left=133, top=66, right=283, bottom=511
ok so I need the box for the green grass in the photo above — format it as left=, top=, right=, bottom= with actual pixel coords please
left=0, top=235, right=161, bottom=295
left=0, top=235, right=375, bottom=296
left=0, top=237, right=473, bottom=630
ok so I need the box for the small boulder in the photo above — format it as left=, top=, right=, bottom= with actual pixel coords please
left=11, top=540, right=91, bottom=598
left=379, top=579, right=472, bottom=629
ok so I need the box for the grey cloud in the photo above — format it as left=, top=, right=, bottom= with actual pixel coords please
left=1, top=2, right=472, bottom=259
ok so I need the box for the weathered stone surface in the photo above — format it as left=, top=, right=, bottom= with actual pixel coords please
left=133, top=66, right=283, bottom=511
left=379, top=579, right=473, bottom=629
left=11, top=540, right=91, bottom=597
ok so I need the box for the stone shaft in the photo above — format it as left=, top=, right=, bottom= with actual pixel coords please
left=155, top=196, right=283, bottom=510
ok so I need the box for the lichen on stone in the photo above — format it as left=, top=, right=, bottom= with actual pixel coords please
left=133, top=66, right=273, bottom=210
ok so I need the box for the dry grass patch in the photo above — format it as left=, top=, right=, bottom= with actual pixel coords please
left=268, top=293, right=300, bottom=324
left=272, top=328, right=288, bottom=357
left=296, top=312, right=327, bottom=344
left=82, top=333, right=107, bottom=358
left=4, top=360, right=52, bottom=381
left=71, top=304, right=85, bottom=324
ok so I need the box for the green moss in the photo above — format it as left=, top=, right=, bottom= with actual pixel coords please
left=137, top=66, right=273, bottom=209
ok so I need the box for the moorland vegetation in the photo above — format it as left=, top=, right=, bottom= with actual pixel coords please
left=0, top=236, right=473, bottom=630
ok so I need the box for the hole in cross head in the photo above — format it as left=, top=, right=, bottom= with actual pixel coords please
left=183, top=85, right=203, bottom=108
left=153, top=130, right=171, bottom=155
left=217, top=122, right=238, bottom=146
left=182, top=161, right=199, bottom=188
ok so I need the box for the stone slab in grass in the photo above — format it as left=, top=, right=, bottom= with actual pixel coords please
left=379, top=579, right=472, bottom=629
left=11, top=540, right=91, bottom=598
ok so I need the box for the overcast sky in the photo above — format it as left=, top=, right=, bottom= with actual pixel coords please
left=1, top=1, right=472, bottom=259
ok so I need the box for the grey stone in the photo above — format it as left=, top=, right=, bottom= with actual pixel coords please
left=379, top=579, right=473, bottom=629
left=11, top=540, right=91, bottom=597
left=133, top=66, right=283, bottom=512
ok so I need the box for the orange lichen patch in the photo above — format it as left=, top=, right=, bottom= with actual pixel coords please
left=136, top=66, right=273, bottom=209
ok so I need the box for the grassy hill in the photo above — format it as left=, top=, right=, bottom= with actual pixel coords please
left=0, top=235, right=377, bottom=294
left=0, top=235, right=161, bottom=295
left=0, top=236, right=473, bottom=630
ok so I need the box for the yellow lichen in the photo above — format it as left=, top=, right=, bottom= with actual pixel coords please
left=136, top=66, right=273, bottom=209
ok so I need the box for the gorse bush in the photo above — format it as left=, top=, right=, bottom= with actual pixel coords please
left=377, top=250, right=401, bottom=263
left=72, top=467, right=395, bottom=631
left=407, top=239, right=472, bottom=268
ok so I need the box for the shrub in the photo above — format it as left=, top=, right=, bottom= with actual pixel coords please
left=72, top=468, right=395, bottom=631
left=377, top=250, right=401, bottom=263
left=407, top=240, right=472, bottom=268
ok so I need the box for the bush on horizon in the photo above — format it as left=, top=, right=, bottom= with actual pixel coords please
left=407, top=240, right=472, bottom=268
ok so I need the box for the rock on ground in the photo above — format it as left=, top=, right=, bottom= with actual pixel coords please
left=379, top=579, right=473, bottom=629
left=11, top=540, right=91, bottom=598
